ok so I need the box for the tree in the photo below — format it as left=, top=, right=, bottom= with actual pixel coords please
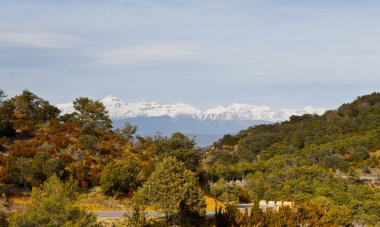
left=0, top=89, right=15, bottom=137
left=327, top=205, right=353, bottom=226
left=249, top=202, right=263, bottom=225
left=15, top=151, right=65, bottom=187
left=115, top=122, right=137, bottom=141
left=78, top=134, right=98, bottom=153
left=153, top=132, right=196, bottom=155
left=0, top=99, right=15, bottom=137
left=12, top=90, right=59, bottom=134
left=169, top=132, right=196, bottom=150
left=0, top=89, right=5, bottom=103
left=246, top=171, right=267, bottom=200
left=134, top=156, right=205, bottom=225
left=59, top=112, right=78, bottom=123
left=276, top=205, right=297, bottom=226
left=100, top=159, right=140, bottom=196
left=210, top=178, right=240, bottom=203
left=296, top=201, right=328, bottom=226
left=73, top=97, right=112, bottom=132
left=153, top=133, right=201, bottom=171
left=9, top=175, right=96, bottom=226
left=164, top=149, right=202, bottom=172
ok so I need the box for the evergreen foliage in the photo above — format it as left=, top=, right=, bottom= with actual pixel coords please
left=73, top=97, right=112, bottom=132
left=205, top=92, right=380, bottom=225
left=0, top=89, right=379, bottom=225
left=134, top=156, right=206, bottom=225
left=100, top=159, right=140, bottom=196
left=9, top=175, right=96, bottom=226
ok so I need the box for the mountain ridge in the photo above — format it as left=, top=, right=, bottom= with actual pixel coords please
left=56, top=95, right=325, bottom=122
left=56, top=95, right=326, bottom=146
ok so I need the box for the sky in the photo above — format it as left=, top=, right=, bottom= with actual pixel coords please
left=0, top=0, right=379, bottom=110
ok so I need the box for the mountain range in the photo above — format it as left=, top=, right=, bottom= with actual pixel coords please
left=56, top=95, right=325, bottom=146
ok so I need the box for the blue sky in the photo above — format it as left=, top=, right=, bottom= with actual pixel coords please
left=1, top=0, right=379, bottom=109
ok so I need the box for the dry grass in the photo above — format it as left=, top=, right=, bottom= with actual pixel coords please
left=7, top=194, right=32, bottom=211
left=6, top=186, right=225, bottom=214
left=8, top=194, right=31, bottom=206
left=76, top=188, right=130, bottom=211
left=204, top=194, right=225, bottom=211
left=77, top=190, right=225, bottom=212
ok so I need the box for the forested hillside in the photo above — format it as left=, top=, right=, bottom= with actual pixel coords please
left=0, top=89, right=379, bottom=226
left=205, top=92, right=380, bottom=225
left=0, top=89, right=207, bottom=226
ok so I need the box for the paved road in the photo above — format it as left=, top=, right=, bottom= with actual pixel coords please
left=93, top=211, right=217, bottom=219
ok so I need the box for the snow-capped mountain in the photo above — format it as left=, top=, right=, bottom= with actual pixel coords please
left=56, top=96, right=325, bottom=146
left=57, top=95, right=325, bottom=122
left=202, top=103, right=324, bottom=122
left=57, top=95, right=201, bottom=119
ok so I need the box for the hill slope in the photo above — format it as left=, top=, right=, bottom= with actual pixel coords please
left=205, top=92, right=380, bottom=224
left=206, top=92, right=380, bottom=165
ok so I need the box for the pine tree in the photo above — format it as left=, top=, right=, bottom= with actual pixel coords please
left=134, top=156, right=205, bottom=225
left=73, top=97, right=112, bottom=133
left=9, top=175, right=96, bottom=226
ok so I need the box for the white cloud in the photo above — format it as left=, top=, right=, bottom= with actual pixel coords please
left=90, top=43, right=204, bottom=66
left=0, top=33, right=88, bottom=48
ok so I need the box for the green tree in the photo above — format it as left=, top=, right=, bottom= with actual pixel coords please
left=134, top=156, right=205, bottom=225
left=0, top=89, right=5, bottom=103
left=154, top=133, right=201, bottom=171
left=276, top=205, right=297, bottom=226
left=0, top=103, right=15, bottom=137
left=296, top=201, right=328, bottom=226
left=210, top=178, right=239, bottom=203
left=0, top=90, right=15, bottom=137
left=115, top=122, right=137, bottom=141
left=59, top=112, right=78, bottom=123
left=73, top=97, right=112, bottom=132
left=12, top=90, right=60, bottom=133
left=100, top=159, right=140, bottom=196
left=78, top=134, right=98, bottom=153
left=246, top=171, right=267, bottom=200
left=327, top=204, right=353, bottom=226
left=154, top=132, right=195, bottom=155
left=15, top=151, right=64, bottom=187
left=9, top=175, right=96, bottom=226
left=249, top=202, right=263, bottom=225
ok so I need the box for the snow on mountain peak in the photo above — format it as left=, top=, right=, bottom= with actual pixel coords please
left=101, top=95, right=122, bottom=103
left=56, top=96, right=325, bottom=122
left=124, top=101, right=201, bottom=118
left=203, top=103, right=283, bottom=121
left=56, top=97, right=202, bottom=119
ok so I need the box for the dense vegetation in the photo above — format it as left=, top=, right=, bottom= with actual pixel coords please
left=0, top=89, right=379, bottom=226
left=9, top=175, right=96, bottom=226
left=0, top=89, right=207, bottom=226
left=205, top=92, right=380, bottom=225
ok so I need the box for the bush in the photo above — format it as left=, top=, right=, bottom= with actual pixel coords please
left=100, top=159, right=140, bottom=196
left=9, top=175, right=96, bottom=226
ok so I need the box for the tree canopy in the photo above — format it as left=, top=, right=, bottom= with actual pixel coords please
left=134, top=156, right=205, bottom=225
left=9, top=175, right=96, bottom=226
left=0, top=89, right=379, bottom=225
left=73, top=97, right=112, bottom=132
left=100, top=159, right=140, bottom=196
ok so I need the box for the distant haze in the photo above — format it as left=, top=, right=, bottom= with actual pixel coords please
left=57, top=95, right=325, bottom=146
